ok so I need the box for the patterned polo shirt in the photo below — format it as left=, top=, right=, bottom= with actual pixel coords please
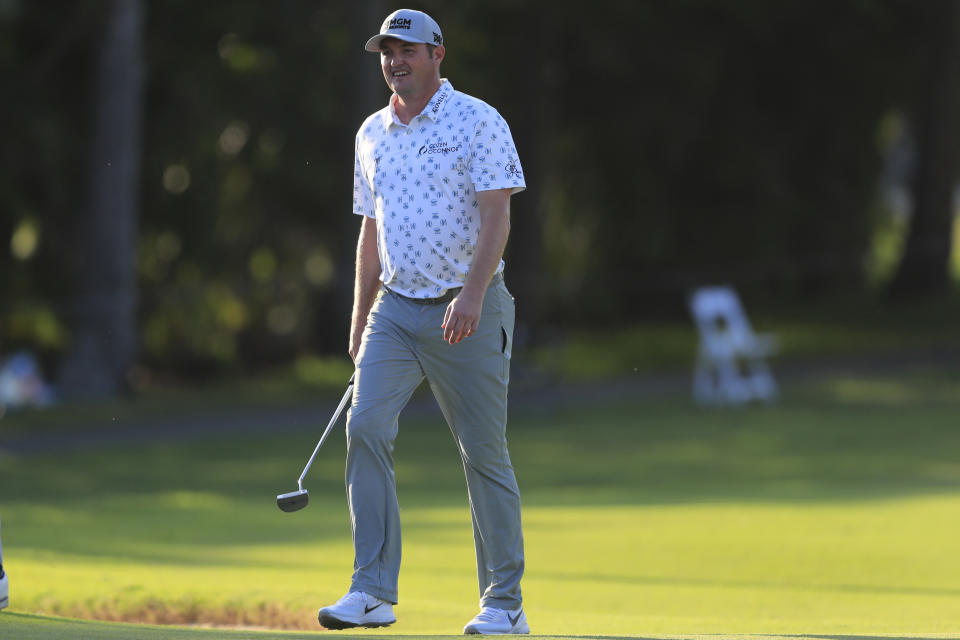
left=353, top=79, right=525, bottom=299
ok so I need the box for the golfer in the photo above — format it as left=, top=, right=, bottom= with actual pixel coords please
left=316, top=8, right=529, bottom=635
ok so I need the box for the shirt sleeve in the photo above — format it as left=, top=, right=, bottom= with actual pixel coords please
left=468, top=107, right=526, bottom=194
left=353, top=132, right=376, bottom=218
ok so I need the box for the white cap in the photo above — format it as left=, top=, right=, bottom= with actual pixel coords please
left=365, top=9, right=443, bottom=52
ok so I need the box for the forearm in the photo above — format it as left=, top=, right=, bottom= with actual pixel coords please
left=350, top=216, right=381, bottom=358
left=441, top=189, right=511, bottom=344
left=461, top=193, right=511, bottom=301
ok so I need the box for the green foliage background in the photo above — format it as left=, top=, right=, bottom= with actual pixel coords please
left=0, top=0, right=957, bottom=380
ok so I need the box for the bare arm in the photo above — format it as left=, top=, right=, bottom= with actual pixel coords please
left=349, top=215, right=382, bottom=362
left=442, top=188, right=512, bottom=344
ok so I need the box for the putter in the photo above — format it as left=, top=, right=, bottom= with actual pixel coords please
left=276, top=372, right=355, bottom=512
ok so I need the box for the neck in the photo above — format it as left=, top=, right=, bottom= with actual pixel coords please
left=393, top=79, right=442, bottom=125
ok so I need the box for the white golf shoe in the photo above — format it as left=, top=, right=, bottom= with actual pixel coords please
left=0, top=568, right=8, bottom=610
left=317, top=591, right=395, bottom=629
left=463, top=606, right=529, bottom=634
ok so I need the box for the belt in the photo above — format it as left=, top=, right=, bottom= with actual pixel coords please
left=385, top=285, right=462, bottom=305
left=384, top=273, right=502, bottom=305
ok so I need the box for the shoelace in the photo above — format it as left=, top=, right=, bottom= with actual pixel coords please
left=474, top=607, right=507, bottom=622
left=336, top=591, right=368, bottom=607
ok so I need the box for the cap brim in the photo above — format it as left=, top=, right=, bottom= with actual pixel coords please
left=364, top=33, right=427, bottom=52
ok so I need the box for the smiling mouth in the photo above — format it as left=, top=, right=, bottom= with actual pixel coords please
left=392, top=71, right=410, bottom=78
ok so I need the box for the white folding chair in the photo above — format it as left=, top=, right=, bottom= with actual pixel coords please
left=688, top=286, right=778, bottom=406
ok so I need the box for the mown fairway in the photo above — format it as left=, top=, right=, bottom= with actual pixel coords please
left=1, top=370, right=960, bottom=636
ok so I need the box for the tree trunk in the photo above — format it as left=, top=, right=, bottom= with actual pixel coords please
left=890, top=0, right=960, bottom=295
left=59, top=0, right=144, bottom=397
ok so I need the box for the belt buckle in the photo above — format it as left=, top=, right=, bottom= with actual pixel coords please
left=427, top=288, right=459, bottom=304
left=415, top=288, right=458, bottom=304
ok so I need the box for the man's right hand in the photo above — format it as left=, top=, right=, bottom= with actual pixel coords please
left=349, top=323, right=366, bottom=363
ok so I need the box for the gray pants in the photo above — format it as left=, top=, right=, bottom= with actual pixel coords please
left=346, top=276, right=524, bottom=610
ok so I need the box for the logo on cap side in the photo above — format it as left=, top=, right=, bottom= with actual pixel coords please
left=432, top=31, right=443, bottom=44
left=389, top=17, right=412, bottom=30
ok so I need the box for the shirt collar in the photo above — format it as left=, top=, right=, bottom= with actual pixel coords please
left=421, top=79, right=454, bottom=122
left=380, top=79, right=454, bottom=129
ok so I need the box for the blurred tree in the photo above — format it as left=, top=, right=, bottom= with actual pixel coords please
left=889, top=0, right=960, bottom=295
left=139, top=2, right=360, bottom=370
left=2, top=0, right=954, bottom=386
left=338, top=0, right=387, bottom=352
left=58, top=0, right=144, bottom=397
left=533, top=1, right=904, bottom=321
left=0, top=2, right=97, bottom=362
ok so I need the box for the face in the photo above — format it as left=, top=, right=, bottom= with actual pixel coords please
left=379, top=38, right=442, bottom=99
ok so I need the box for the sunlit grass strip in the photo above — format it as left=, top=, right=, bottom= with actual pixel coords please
left=3, top=376, right=960, bottom=634
left=7, top=496, right=960, bottom=634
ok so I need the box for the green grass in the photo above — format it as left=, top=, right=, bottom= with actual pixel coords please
left=2, top=370, right=960, bottom=636
left=2, top=613, right=957, bottom=640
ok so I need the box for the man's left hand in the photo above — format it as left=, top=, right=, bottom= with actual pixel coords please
left=442, top=292, right=482, bottom=344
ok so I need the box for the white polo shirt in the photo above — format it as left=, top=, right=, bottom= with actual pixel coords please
left=353, top=79, right=526, bottom=299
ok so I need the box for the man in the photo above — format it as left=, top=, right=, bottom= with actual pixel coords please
left=316, top=8, right=529, bottom=636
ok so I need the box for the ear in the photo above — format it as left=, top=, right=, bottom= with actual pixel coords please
left=432, top=44, right=445, bottom=64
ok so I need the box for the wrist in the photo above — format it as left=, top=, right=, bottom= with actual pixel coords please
left=457, top=285, right=484, bottom=304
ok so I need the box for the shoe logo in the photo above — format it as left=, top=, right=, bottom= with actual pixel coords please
left=365, top=602, right=384, bottom=614
left=508, top=609, right=523, bottom=626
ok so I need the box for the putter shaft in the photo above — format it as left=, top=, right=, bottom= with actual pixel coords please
left=296, top=373, right=355, bottom=490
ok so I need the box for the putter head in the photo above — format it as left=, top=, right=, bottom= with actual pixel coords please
left=277, top=489, right=309, bottom=512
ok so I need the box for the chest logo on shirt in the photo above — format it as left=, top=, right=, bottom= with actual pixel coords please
left=418, top=140, right=462, bottom=157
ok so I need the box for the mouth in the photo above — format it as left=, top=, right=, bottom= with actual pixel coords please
left=391, top=71, right=410, bottom=78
